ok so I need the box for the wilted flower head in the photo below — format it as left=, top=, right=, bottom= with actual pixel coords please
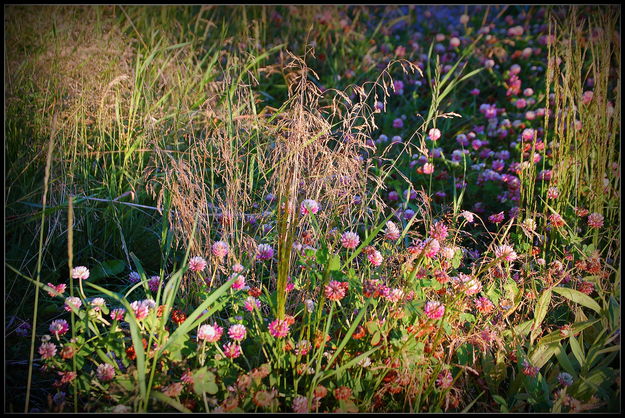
left=295, top=340, right=312, bottom=356
left=460, top=211, right=475, bottom=223
left=557, top=372, right=574, bottom=387
left=436, top=369, right=453, bottom=388
left=549, top=213, right=565, bottom=228
left=292, top=395, right=309, bottom=413
left=384, top=221, right=401, bottom=241
left=162, top=382, right=184, bottom=398
left=521, top=359, right=540, bottom=377
left=253, top=389, right=277, bottom=408
left=523, top=218, right=536, bottom=232
left=305, top=299, right=315, bottom=313
left=463, top=277, right=482, bottom=296
left=334, top=386, right=352, bottom=400
left=587, top=213, right=604, bottom=229
left=489, top=211, right=505, bottom=224
left=475, top=296, right=495, bottom=314
left=39, top=342, right=57, bottom=359
left=96, top=363, right=115, bottom=382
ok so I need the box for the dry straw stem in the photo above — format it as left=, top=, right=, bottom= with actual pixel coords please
left=146, top=45, right=408, bottom=284
left=5, top=6, right=134, bottom=139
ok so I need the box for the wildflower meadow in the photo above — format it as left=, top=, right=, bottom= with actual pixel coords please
left=5, top=5, right=621, bottom=413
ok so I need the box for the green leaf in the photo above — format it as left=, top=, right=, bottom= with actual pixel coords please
left=328, top=254, right=341, bottom=271
left=160, top=278, right=234, bottom=355
left=456, top=343, right=474, bottom=366
left=608, top=296, right=619, bottom=329
left=192, top=367, right=219, bottom=395
left=492, top=395, right=509, bottom=412
left=151, top=391, right=192, bottom=413
left=530, top=342, right=559, bottom=369
left=531, top=289, right=552, bottom=344
left=537, top=319, right=599, bottom=346
left=326, top=300, right=369, bottom=369
left=482, top=352, right=507, bottom=393
left=460, top=312, right=475, bottom=323
left=316, top=247, right=329, bottom=265
left=89, top=259, right=126, bottom=282
left=569, top=336, right=585, bottom=367
left=461, top=391, right=485, bottom=412
left=552, top=286, right=602, bottom=314
left=510, top=320, right=533, bottom=338
left=451, top=250, right=462, bottom=269
left=319, top=347, right=380, bottom=382
left=370, top=331, right=381, bottom=346
left=504, top=278, right=519, bottom=300
left=83, top=281, right=147, bottom=403
left=365, top=320, right=379, bottom=335
left=555, top=343, right=577, bottom=377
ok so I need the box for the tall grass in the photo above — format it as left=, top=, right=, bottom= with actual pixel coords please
left=5, top=5, right=620, bottom=413
left=544, top=6, right=620, bottom=258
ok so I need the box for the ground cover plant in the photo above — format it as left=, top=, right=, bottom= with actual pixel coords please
left=4, top=5, right=621, bottom=413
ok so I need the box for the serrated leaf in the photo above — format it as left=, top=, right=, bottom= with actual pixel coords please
left=552, top=287, right=602, bottom=314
